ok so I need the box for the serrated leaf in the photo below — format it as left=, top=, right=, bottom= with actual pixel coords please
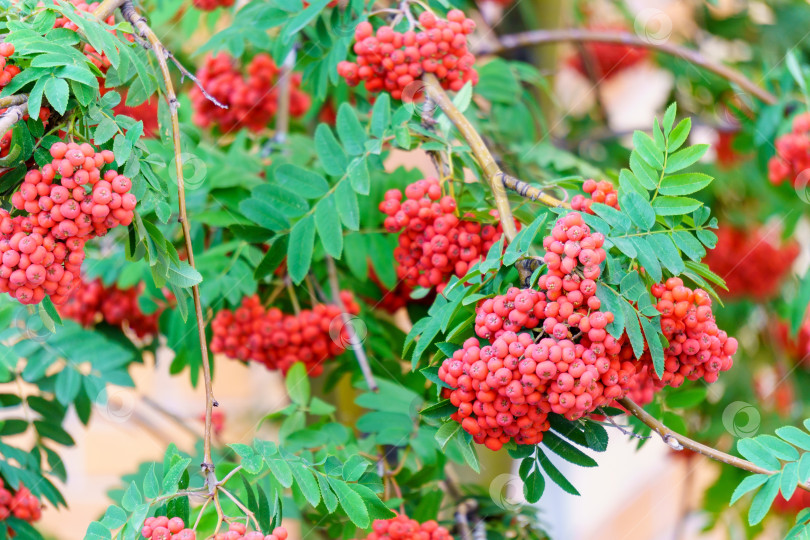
left=667, top=117, right=691, bottom=152
left=315, top=124, right=348, bottom=176
left=336, top=103, right=366, bottom=155
left=737, top=439, right=781, bottom=471
left=630, top=237, right=662, bottom=282
left=671, top=231, right=705, bottom=261
left=665, top=144, right=708, bottom=173
left=43, top=77, right=69, bottom=115
left=658, top=173, right=713, bottom=196
left=315, top=196, right=343, bottom=258
left=287, top=215, right=315, bottom=283
left=651, top=196, right=702, bottom=216
left=646, top=233, right=685, bottom=275
left=285, top=362, right=310, bottom=406
left=275, top=164, right=329, bottom=199
left=730, top=474, right=770, bottom=505
left=748, top=474, right=780, bottom=525
left=162, top=457, right=192, bottom=494
left=632, top=131, right=664, bottom=169
left=776, top=426, right=810, bottom=451
left=619, top=192, right=655, bottom=230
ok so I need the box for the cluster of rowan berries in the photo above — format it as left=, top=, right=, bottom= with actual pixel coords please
left=768, top=112, right=810, bottom=188
left=211, top=292, right=361, bottom=376
left=441, top=213, right=642, bottom=450
left=337, top=10, right=478, bottom=100
left=567, top=25, right=648, bottom=79
left=0, top=479, right=41, bottom=524
left=52, top=0, right=116, bottom=71
left=354, top=515, right=452, bottom=540
left=57, top=278, right=165, bottom=338
left=0, top=43, right=20, bottom=88
left=703, top=226, right=799, bottom=300
left=571, top=179, right=619, bottom=214
left=192, top=0, right=233, bottom=11
left=0, top=141, right=135, bottom=305
left=650, top=277, right=737, bottom=387
left=142, top=517, right=287, bottom=540
left=773, top=488, right=810, bottom=514
left=191, top=54, right=310, bottom=133
left=380, top=178, right=504, bottom=292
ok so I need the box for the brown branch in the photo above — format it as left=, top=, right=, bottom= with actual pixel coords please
left=167, top=53, right=228, bottom=109
left=119, top=0, right=217, bottom=482
left=421, top=74, right=570, bottom=236
left=92, top=0, right=126, bottom=21
left=273, top=49, right=295, bottom=146
left=0, top=104, right=28, bottom=136
left=0, top=94, right=28, bottom=108
left=480, top=29, right=777, bottom=105
left=619, top=397, right=810, bottom=492
left=325, top=256, right=379, bottom=392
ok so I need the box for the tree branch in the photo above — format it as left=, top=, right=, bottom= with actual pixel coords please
left=421, top=73, right=570, bottom=237
left=92, top=0, right=126, bottom=21
left=619, top=396, right=810, bottom=491
left=0, top=94, right=28, bottom=108
left=119, top=0, right=217, bottom=479
left=0, top=104, right=28, bottom=136
left=325, top=256, right=379, bottom=393
left=480, top=29, right=777, bottom=105
left=272, top=48, right=295, bottom=146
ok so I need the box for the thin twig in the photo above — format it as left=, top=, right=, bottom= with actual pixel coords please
left=216, top=465, right=242, bottom=487
left=167, top=52, right=228, bottom=109
left=480, top=28, right=777, bottom=105
left=92, top=0, right=126, bottom=21
left=596, top=407, right=651, bottom=440
left=119, top=0, right=217, bottom=482
left=217, top=486, right=261, bottom=530
left=325, top=256, right=379, bottom=392
left=273, top=48, right=295, bottom=146
left=618, top=397, right=810, bottom=491
left=422, top=74, right=570, bottom=234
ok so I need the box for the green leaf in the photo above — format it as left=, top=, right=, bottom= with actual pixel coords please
left=662, top=103, right=677, bottom=134
left=121, top=481, right=142, bottom=511
left=370, top=94, right=390, bottom=139
left=336, top=103, right=366, bottom=155
left=54, top=367, right=80, bottom=405
left=265, top=459, right=293, bottom=488
left=348, top=158, right=370, bottom=195
left=646, top=233, right=685, bottom=275
left=285, top=363, right=311, bottom=406
left=327, top=477, right=370, bottom=528
left=665, top=388, right=707, bottom=409
left=629, top=237, right=662, bottom=282
left=618, top=169, right=648, bottom=197
left=315, top=196, right=343, bottom=258
left=622, top=302, right=645, bottom=358
left=651, top=196, right=702, bottom=216
left=667, top=117, right=691, bottom=152
left=671, top=231, right=705, bottom=262
left=619, top=192, right=655, bottom=230
left=143, top=464, right=159, bottom=499
left=640, top=316, right=665, bottom=377
left=162, top=457, right=192, bottom=494
left=167, top=261, right=203, bottom=288
left=658, top=172, right=713, bottom=196
left=776, top=426, right=810, bottom=451
left=632, top=131, right=664, bottom=169
left=748, top=474, right=780, bottom=526
left=287, top=215, right=316, bottom=284
left=542, top=432, right=597, bottom=467
left=315, top=124, right=348, bottom=176
left=85, top=521, right=112, bottom=540
left=254, top=235, right=289, bottom=279
left=523, top=468, right=545, bottom=503
left=664, top=144, right=709, bottom=173
left=781, top=461, right=800, bottom=501
left=342, top=455, right=369, bottom=482
left=730, top=473, right=770, bottom=505
left=756, top=435, right=800, bottom=461
left=590, top=203, right=630, bottom=231
left=737, top=439, right=781, bottom=471
left=290, top=463, right=320, bottom=506
left=335, top=181, right=359, bottom=230
left=536, top=449, right=579, bottom=495
left=435, top=421, right=460, bottom=450
left=275, top=164, right=329, bottom=199
left=629, top=153, right=659, bottom=189
left=44, top=77, right=69, bottom=115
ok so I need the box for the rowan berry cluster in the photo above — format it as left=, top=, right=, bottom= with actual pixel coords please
left=768, top=112, right=810, bottom=188
left=441, top=213, right=641, bottom=450
left=773, top=488, right=810, bottom=514
left=0, top=479, right=41, bottom=524
left=52, top=0, right=116, bottom=71
left=703, top=226, right=799, bottom=300
left=211, top=292, right=361, bottom=376
left=380, top=178, right=504, bottom=292
left=567, top=25, right=648, bottom=79
left=191, top=54, right=310, bottom=133
left=192, top=0, right=233, bottom=11
left=141, top=517, right=288, bottom=540
left=57, top=278, right=165, bottom=338
left=337, top=10, right=478, bottom=100
left=354, top=515, right=452, bottom=540
left=0, top=43, right=20, bottom=88
left=650, top=277, right=737, bottom=387
left=0, top=141, right=136, bottom=305
left=571, top=179, right=619, bottom=214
